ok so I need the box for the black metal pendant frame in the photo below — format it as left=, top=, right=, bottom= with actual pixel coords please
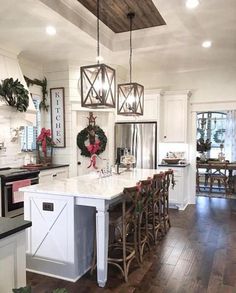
left=81, top=63, right=116, bottom=108
left=117, top=82, right=144, bottom=115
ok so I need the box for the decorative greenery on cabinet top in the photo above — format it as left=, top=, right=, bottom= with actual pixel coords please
left=24, top=75, right=49, bottom=111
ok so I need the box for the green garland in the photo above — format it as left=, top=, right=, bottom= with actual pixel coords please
left=77, top=125, right=107, bottom=157
left=24, top=76, right=49, bottom=111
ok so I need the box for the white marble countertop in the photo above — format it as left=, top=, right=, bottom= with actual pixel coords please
left=20, top=168, right=170, bottom=201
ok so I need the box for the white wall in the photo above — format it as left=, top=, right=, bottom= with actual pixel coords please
left=135, top=66, right=236, bottom=102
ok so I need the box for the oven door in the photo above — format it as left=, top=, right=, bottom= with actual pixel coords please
left=3, top=176, right=39, bottom=218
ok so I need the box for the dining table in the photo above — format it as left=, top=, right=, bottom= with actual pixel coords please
left=197, top=161, right=236, bottom=192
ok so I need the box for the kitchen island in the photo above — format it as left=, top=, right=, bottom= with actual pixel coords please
left=21, top=168, right=176, bottom=287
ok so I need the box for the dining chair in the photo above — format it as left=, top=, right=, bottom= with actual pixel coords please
left=196, top=162, right=210, bottom=192
left=208, top=162, right=229, bottom=194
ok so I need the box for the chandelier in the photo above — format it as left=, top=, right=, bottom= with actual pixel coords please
left=117, top=13, right=144, bottom=116
left=197, top=114, right=217, bottom=132
left=80, top=0, right=116, bottom=109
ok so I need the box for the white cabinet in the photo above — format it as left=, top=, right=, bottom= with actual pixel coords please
left=0, top=231, right=26, bottom=293
left=158, top=166, right=189, bottom=210
left=39, top=167, right=69, bottom=183
left=160, top=92, right=190, bottom=143
left=24, top=192, right=94, bottom=281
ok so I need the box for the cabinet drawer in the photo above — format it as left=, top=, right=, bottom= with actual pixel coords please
left=39, top=167, right=69, bottom=183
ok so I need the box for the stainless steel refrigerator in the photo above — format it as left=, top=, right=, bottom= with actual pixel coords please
left=115, top=122, right=157, bottom=169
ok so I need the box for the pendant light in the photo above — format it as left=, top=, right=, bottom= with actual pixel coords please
left=117, top=12, right=144, bottom=116
left=80, top=0, right=116, bottom=108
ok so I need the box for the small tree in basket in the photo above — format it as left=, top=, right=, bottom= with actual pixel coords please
left=36, top=128, right=55, bottom=165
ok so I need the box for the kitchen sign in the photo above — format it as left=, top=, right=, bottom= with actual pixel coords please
left=50, top=87, right=66, bottom=147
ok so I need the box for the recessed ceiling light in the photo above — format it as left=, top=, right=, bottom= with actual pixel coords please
left=202, top=40, right=212, bottom=48
left=46, top=26, right=56, bottom=36
left=186, top=0, right=199, bottom=9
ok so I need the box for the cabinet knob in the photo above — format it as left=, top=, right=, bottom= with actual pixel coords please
left=77, top=161, right=81, bottom=165
left=164, top=135, right=167, bottom=138
left=52, top=174, right=57, bottom=177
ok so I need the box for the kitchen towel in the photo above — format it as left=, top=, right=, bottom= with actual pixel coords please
left=12, top=179, right=31, bottom=203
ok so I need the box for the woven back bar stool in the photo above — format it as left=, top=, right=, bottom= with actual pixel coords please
left=162, top=170, right=174, bottom=233
left=107, top=185, right=140, bottom=282
left=151, top=173, right=165, bottom=243
left=138, top=179, right=152, bottom=263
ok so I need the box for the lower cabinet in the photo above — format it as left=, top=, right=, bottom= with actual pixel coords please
left=0, top=231, right=26, bottom=293
left=158, top=166, right=189, bottom=210
left=39, top=167, right=69, bottom=183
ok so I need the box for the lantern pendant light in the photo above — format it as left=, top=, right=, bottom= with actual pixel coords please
left=117, top=12, right=144, bottom=116
left=80, top=0, right=116, bottom=109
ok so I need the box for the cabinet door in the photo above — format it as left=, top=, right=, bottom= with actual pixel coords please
left=162, top=96, right=188, bottom=143
left=169, top=175, right=184, bottom=207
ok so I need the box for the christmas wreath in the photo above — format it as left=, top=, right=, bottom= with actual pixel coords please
left=213, top=129, right=225, bottom=144
left=76, top=113, right=107, bottom=169
left=77, top=125, right=107, bottom=157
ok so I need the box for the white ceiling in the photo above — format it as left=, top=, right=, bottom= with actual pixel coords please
left=0, top=0, right=235, bottom=73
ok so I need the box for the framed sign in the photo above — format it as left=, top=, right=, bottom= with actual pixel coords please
left=50, top=87, right=66, bottom=147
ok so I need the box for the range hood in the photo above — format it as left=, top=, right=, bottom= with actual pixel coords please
left=0, top=48, right=36, bottom=125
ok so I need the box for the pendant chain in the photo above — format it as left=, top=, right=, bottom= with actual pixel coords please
left=97, top=0, right=100, bottom=64
left=129, top=14, right=133, bottom=84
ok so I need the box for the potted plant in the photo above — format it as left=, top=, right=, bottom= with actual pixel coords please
left=196, top=138, right=211, bottom=161
left=36, top=128, right=55, bottom=165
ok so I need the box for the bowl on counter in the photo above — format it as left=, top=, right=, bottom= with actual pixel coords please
left=163, top=158, right=181, bottom=164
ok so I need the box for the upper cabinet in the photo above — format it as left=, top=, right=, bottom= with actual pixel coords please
left=160, top=91, right=191, bottom=143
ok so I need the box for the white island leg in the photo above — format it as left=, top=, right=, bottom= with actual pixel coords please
left=96, top=202, right=109, bottom=287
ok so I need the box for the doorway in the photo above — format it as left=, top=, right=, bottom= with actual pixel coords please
left=195, top=111, right=236, bottom=198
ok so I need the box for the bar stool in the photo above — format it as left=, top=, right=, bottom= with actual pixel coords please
left=161, top=170, right=174, bottom=233
left=138, top=179, right=152, bottom=262
left=150, top=173, right=164, bottom=244
left=107, top=186, right=140, bottom=282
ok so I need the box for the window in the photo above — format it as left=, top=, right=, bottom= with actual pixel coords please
left=21, top=95, right=41, bottom=151
left=197, top=111, right=226, bottom=158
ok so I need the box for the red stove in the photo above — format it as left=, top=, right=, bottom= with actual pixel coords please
left=0, top=167, right=39, bottom=218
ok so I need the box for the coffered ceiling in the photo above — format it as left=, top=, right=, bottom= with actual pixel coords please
left=77, top=0, right=166, bottom=33
left=0, top=0, right=235, bottom=75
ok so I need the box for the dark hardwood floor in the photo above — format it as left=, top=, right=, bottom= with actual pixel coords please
left=27, top=196, right=236, bottom=293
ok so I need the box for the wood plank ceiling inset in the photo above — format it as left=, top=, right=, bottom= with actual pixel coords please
left=77, top=0, right=166, bottom=33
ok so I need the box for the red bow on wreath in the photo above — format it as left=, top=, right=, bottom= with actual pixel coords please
left=37, top=128, right=54, bottom=155
left=87, top=141, right=101, bottom=169
left=87, top=141, right=100, bottom=154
